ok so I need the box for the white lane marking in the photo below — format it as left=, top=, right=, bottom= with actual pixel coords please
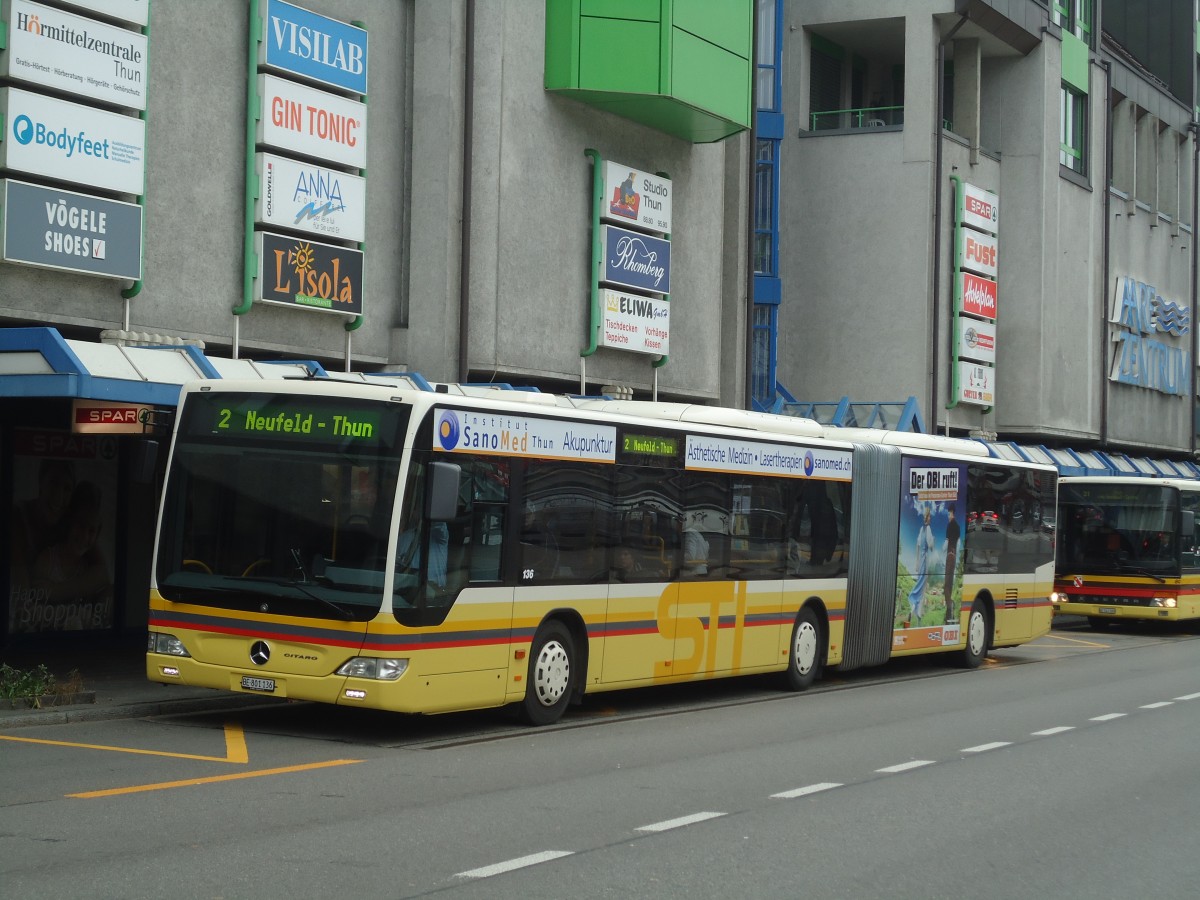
left=1031, top=726, right=1075, bottom=736
left=876, top=760, right=935, bottom=774
left=455, top=851, right=574, bottom=879
left=771, top=782, right=843, bottom=799
left=1140, top=701, right=1173, bottom=709
left=1174, top=692, right=1200, bottom=701
left=636, top=812, right=725, bottom=833
left=1090, top=713, right=1126, bottom=722
left=961, top=741, right=1011, bottom=754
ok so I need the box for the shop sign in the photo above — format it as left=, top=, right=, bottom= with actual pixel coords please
left=72, top=399, right=152, bottom=434
left=1, top=0, right=148, bottom=110
left=602, top=160, right=672, bottom=233
left=960, top=182, right=998, bottom=234
left=2, top=178, right=143, bottom=280
left=0, top=87, right=145, bottom=194
left=959, top=230, right=997, bottom=279
left=255, top=152, right=366, bottom=242
left=259, top=0, right=368, bottom=96
left=55, top=0, right=147, bottom=26
left=960, top=271, right=997, bottom=321
left=1108, top=276, right=1190, bottom=396
left=957, top=361, right=994, bottom=406
left=257, top=74, right=366, bottom=169
left=600, top=224, right=671, bottom=294
left=599, top=289, right=670, bottom=355
left=257, top=231, right=363, bottom=316
left=957, top=316, right=996, bottom=365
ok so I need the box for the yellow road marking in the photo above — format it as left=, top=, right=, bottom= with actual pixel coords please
left=68, top=759, right=364, bottom=798
left=1038, top=634, right=1112, bottom=649
left=0, top=722, right=250, bottom=763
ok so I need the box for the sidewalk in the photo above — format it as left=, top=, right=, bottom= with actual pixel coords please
left=0, top=635, right=256, bottom=729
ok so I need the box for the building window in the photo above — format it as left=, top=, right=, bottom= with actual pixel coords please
left=1060, top=85, right=1087, bottom=174
left=755, top=0, right=778, bottom=112
left=754, top=140, right=777, bottom=276
left=751, top=304, right=777, bottom=409
left=1053, top=0, right=1093, bottom=46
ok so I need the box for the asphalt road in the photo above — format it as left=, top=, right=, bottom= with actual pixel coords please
left=2, top=619, right=1197, bottom=899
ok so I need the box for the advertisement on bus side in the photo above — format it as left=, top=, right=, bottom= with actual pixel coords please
left=894, top=457, right=966, bottom=650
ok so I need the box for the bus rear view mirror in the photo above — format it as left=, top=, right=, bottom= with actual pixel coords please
left=427, top=460, right=462, bottom=522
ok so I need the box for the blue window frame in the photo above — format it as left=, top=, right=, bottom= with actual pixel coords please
left=752, top=0, right=782, bottom=411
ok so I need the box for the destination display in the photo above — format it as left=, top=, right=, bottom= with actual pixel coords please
left=181, top=394, right=400, bottom=449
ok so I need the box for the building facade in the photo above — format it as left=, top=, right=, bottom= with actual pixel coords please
left=771, top=0, right=1199, bottom=457
left=0, top=0, right=754, bottom=644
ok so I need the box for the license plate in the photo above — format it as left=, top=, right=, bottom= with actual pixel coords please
left=1099, top=607, right=1116, bottom=615
left=241, top=676, right=276, bottom=693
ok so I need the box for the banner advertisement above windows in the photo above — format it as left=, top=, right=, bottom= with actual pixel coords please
left=2, top=178, right=144, bottom=280
left=1, top=0, right=148, bottom=111
left=256, top=231, right=364, bottom=317
left=257, top=74, right=367, bottom=169
left=601, top=161, right=672, bottom=233
left=0, top=87, right=146, bottom=195
left=255, top=152, right=366, bottom=242
left=55, top=0, right=147, bottom=27
left=259, top=0, right=368, bottom=96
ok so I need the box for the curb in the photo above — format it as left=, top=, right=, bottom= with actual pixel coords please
left=0, top=693, right=267, bottom=729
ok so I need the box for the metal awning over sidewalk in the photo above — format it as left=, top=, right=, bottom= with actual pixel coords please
left=0, top=327, right=325, bottom=406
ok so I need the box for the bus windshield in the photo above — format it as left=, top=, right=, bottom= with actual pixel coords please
left=1056, top=482, right=1180, bottom=576
left=154, top=392, right=408, bottom=621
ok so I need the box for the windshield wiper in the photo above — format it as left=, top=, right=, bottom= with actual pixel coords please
left=1118, top=564, right=1167, bottom=583
left=241, top=574, right=356, bottom=620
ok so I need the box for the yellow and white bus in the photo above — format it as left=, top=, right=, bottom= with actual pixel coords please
left=147, top=379, right=1057, bottom=724
left=1052, top=476, right=1200, bottom=628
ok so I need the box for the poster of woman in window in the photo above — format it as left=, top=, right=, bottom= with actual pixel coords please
left=7, top=431, right=117, bottom=633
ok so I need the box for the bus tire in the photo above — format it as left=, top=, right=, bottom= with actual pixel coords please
left=520, top=620, right=575, bottom=726
left=782, top=607, right=823, bottom=691
left=958, top=600, right=990, bottom=669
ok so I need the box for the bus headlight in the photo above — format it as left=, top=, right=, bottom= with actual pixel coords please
left=336, top=657, right=408, bottom=681
left=1050, top=592, right=1067, bottom=605
left=1151, top=596, right=1177, bottom=608
left=148, top=632, right=192, bottom=657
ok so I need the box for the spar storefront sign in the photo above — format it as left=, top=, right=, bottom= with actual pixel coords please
left=953, top=182, right=999, bottom=408
left=2, top=178, right=143, bottom=279
left=1, top=0, right=148, bottom=110
left=259, top=0, right=368, bottom=95
left=257, top=231, right=363, bottom=316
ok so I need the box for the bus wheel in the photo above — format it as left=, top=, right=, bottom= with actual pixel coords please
left=783, top=607, right=823, bottom=691
left=520, top=621, right=574, bottom=726
left=958, top=600, right=989, bottom=669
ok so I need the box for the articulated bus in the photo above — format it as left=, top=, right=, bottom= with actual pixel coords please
left=1052, top=476, right=1200, bottom=629
left=147, top=379, right=1057, bottom=724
